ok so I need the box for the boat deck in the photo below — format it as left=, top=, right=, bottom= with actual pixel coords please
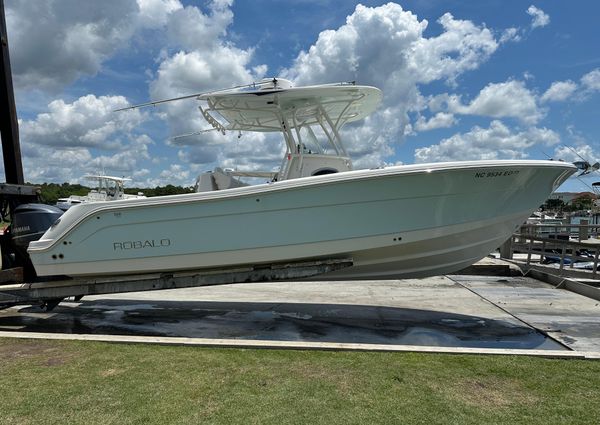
left=1, top=259, right=599, bottom=358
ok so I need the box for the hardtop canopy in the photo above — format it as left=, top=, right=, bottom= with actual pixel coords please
left=198, top=82, right=382, bottom=133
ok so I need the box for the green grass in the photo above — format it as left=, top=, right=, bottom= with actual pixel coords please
left=0, top=338, right=598, bottom=425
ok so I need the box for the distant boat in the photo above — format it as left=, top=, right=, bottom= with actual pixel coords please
left=55, top=175, right=145, bottom=211
left=526, top=211, right=556, bottom=224
left=17, top=78, right=576, bottom=280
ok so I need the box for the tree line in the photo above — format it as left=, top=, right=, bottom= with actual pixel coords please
left=35, top=182, right=193, bottom=204
left=542, top=194, right=595, bottom=213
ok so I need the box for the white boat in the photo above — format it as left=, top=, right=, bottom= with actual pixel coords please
left=56, top=175, right=146, bottom=210
left=26, top=79, right=576, bottom=279
left=525, top=211, right=555, bottom=225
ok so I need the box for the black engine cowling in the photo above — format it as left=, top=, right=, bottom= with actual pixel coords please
left=9, top=203, right=64, bottom=277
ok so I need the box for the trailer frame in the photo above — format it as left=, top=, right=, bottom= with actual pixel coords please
left=0, top=258, right=353, bottom=310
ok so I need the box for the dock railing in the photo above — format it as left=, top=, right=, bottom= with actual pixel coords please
left=502, top=223, right=600, bottom=278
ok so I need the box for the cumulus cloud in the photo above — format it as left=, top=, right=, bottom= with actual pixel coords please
left=150, top=0, right=255, bottom=100
left=424, top=80, right=543, bottom=125
left=156, top=2, right=568, bottom=171
left=499, top=27, right=521, bottom=44
left=151, top=2, right=499, bottom=174
left=88, top=135, right=153, bottom=175
left=153, top=163, right=191, bottom=187
left=150, top=48, right=257, bottom=107
left=284, top=5, right=497, bottom=87
left=527, top=5, right=550, bottom=28
left=22, top=146, right=94, bottom=183
left=410, top=13, right=497, bottom=84
left=137, top=0, right=183, bottom=28
left=552, top=144, right=599, bottom=182
left=9, top=0, right=256, bottom=183
left=7, top=1, right=135, bottom=91
left=497, top=5, right=550, bottom=46
left=279, top=3, right=498, bottom=167
left=19, top=95, right=152, bottom=183
left=10, top=1, right=579, bottom=185
left=146, top=0, right=271, bottom=171
left=448, top=80, right=542, bottom=124
left=20, top=95, right=145, bottom=148
left=414, top=112, right=457, bottom=132
left=5, top=0, right=186, bottom=92
left=166, top=2, right=232, bottom=51
left=538, top=68, right=600, bottom=104
left=541, top=80, right=578, bottom=102
left=414, top=120, right=560, bottom=163
left=581, top=68, right=600, bottom=92
left=23, top=142, right=152, bottom=187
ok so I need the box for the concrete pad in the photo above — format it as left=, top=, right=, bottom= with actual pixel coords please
left=451, top=275, right=600, bottom=352
left=0, top=276, right=567, bottom=351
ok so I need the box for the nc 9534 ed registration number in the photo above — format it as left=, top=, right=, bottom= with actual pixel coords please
left=474, top=170, right=520, bottom=178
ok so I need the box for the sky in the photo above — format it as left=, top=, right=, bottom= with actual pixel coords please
left=3, top=0, right=600, bottom=191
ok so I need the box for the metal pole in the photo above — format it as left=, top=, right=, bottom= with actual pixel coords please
left=0, top=0, right=24, bottom=184
left=580, top=220, right=589, bottom=241
left=541, top=240, right=546, bottom=264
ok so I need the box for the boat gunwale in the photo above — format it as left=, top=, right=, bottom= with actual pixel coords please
left=28, top=160, right=575, bottom=253
left=72, top=159, right=577, bottom=207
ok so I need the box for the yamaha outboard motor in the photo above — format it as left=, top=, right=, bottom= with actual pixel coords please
left=10, top=203, right=63, bottom=278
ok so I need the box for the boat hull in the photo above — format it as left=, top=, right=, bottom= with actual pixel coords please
left=28, top=160, right=575, bottom=279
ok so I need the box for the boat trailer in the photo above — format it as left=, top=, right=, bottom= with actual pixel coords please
left=0, top=258, right=353, bottom=310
